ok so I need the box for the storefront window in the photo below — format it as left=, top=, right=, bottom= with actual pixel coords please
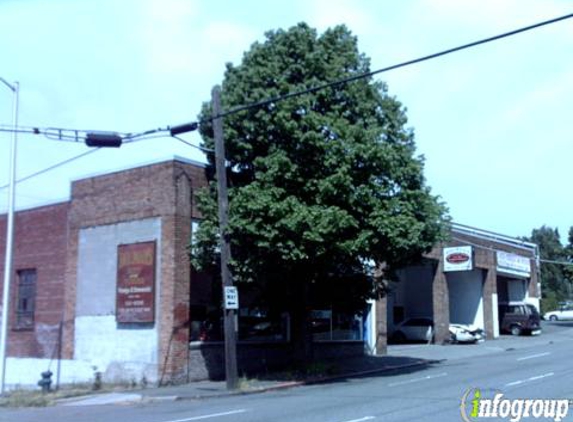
left=311, top=310, right=362, bottom=341
left=238, top=309, right=288, bottom=342
left=190, top=307, right=289, bottom=343
left=15, top=269, right=37, bottom=330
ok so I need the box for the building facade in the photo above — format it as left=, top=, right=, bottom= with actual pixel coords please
left=376, top=223, right=540, bottom=353
left=0, top=158, right=541, bottom=388
left=0, top=158, right=207, bottom=388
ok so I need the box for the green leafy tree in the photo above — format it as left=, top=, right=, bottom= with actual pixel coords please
left=528, top=226, right=571, bottom=313
left=562, top=227, right=573, bottom=292
left=192, top=23, right=449, bottom=360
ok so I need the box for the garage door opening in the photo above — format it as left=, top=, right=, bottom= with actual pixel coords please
left=447, top=269, right=485, bottom=330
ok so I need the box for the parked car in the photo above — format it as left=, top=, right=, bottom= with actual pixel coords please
left=449, top=323, right=485, bottom=344
left=544, top=305, right=573, bottom=321
left=498, top=302, right=541, bottom=336
left=391, top=317, right=484, bottom=344
left=392, top=317, right=434, bottom=343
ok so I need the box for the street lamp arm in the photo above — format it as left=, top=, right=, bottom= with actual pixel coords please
left=0, top=77, right=17, bottom=93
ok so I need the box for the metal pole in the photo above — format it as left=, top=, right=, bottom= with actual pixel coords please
left=0, top=78, right=19, bottom=394
left=211, top=86, right=238, bottom=390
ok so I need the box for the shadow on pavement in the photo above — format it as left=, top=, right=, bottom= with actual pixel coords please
left=252, top=355, right=441, bottom=385
left=543, top=321, right=573, bottom=328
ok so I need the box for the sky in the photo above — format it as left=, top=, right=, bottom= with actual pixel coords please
left=0, top=0, right=572, bottom=243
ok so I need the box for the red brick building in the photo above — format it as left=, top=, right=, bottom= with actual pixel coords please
left=375, top=224, right=540, bottom=353
left=0, top=202, right=69, bottom=359
left=0, top=158, right=208, bottom=388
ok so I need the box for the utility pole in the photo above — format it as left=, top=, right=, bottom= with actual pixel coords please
left=0, top=78, right=19, bottom=395
left=212, top=86, right=238, bottom=390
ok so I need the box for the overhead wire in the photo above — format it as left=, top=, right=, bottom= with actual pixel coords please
left=172, top=135, right=214, bottom=153
left=1, top=12, right=572, bottom=190
left=201, top=12, right=573, bottom=124
left=0, top=149, right=101, bottom=190
left=451, top=236, right=573, bottom=267
left=3, top=12, right=573, bottom=141
left=537, top=258, right=573, bottom=267
left=0, top=125, right=130, bottom=142
left=0, top=132, right=207, bottom=192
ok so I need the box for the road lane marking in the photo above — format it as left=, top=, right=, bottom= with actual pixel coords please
left=339, top=417, right=375, bottom=422
left=388, top=372, right=447, bottom=387
left=505, top=372, right=554, bottom=387
left=517, top=352, right=551, bottom=361
left=161, top=409, right=248, bottom=422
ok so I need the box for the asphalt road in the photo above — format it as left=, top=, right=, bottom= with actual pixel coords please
left=4, top=321, right=573, bottom=422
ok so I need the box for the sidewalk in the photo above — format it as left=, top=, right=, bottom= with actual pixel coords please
left=59, top=325, right=573, bottom=407
left=389, top=323, right=572, bottom=362
left=58, top=355, right=436, bottom=406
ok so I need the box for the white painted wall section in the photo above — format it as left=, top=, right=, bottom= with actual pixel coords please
left=492, top=293, right=500, bottom=338
left=74, top=218, right=162, bottom=384
left=4, top=358, right=94, bottom=390
left=74, top=315, right=158, bottom=383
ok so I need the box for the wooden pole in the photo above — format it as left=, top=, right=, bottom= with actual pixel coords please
left=212, top=86, right=238, bottom=390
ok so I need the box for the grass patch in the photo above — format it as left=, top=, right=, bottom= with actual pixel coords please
left=237, top=376, right=258, bottom=391
left=0, top=384, right=120, bottom=408
left=257, top=360, right=340, bottom=382
left=0, top=390, right=53, bottom=408
left=304, top=361, right=339, bottom=377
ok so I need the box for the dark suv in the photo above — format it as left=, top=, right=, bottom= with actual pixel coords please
left=498, top=302, right=541, bottom=336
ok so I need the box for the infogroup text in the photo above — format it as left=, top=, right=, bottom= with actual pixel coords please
left=461, top=388, right=570, bottom=422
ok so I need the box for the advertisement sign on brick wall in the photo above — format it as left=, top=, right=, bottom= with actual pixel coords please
left=116, top=241, right=156, bottom=324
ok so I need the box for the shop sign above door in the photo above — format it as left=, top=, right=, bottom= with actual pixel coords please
left=496, top=251, right=531, bottom=278
left=443, top=246, right=473, bottom=272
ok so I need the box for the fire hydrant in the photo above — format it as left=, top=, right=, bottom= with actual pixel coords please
left=37, top=370, right=53, bottom=393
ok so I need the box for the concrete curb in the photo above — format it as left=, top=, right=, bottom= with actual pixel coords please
left=145, top=358, right=444, bottom=402
left=58, top=392, right=145, bottom=406
left=55, top=358, right=445, bottom=405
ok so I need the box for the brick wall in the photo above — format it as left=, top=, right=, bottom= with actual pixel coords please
left=0, top=202, right=69, bottom=358
left=387, top=231, right=539, bottom=346
left=61, top=159, right=207, bottom=383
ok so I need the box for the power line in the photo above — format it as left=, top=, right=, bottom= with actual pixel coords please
left=0, top=125, right=166, bottom=142
left=0, top=132, right=191, bottom=192
left=0, top=149, right=101, bottom=191
left=539, top=258, right=573, bottom=268
left=451, top=236, right=573, bottom=267
left=0, top=125, right=119, bottom=142
left=172, top=135, right=214, bottom=153
left=2, top=13, right=572, bottom=143
left=2, top=12, right=572, bottom=190
left=203, top=12, right=573, bottom=124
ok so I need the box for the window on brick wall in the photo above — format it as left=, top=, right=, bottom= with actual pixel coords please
left=15, top=269, right=37, bottom=330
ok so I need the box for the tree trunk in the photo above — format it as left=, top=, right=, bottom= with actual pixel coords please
left=290, top=278, right=313, bottom=366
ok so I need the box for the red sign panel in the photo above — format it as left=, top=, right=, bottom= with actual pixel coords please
left=446, top=253, right=470, bottom=264
left=116, top=241, right=156, bottom=324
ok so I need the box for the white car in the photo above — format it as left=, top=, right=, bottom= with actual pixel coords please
left=391, top=317, right=484, bottom=344
left=544, top=307, right=573, bottom=321
left=449, top=323, right=485, bottom=343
